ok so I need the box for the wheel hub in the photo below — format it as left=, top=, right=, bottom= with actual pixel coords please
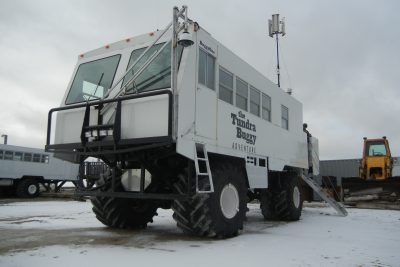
left=219, top=183, right=239, bottom=219
left=293, top=186, right=301, bottom=209
left=27, top=184, right=38, bottom=195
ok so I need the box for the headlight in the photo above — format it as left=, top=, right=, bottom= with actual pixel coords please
left=99, top=130, right=108, bottom=136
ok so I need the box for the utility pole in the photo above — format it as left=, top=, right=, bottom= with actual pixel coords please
left=268, top=14, right=286, bottom=88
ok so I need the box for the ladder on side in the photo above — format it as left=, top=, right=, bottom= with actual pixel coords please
left=300, top=174, right=348, bottom=217
left=194, top=143, right=214, bottom=193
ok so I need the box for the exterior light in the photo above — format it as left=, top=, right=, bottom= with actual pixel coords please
left=178, top=30, right=194, bottom=47
left=99, top=130, right=108, bottom=136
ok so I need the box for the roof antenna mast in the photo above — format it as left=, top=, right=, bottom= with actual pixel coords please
left=268, top=14, right=286, bottom=88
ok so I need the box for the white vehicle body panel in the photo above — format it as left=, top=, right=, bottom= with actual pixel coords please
left=176, top=28, right=309, bottom=173
left=120, top=95, right=169, bottom=139
left=50, top=23, right=315, bottom=189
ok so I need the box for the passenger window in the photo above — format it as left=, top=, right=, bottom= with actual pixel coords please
left=0, top=150, right=3, bottom=160
left=250, top=86, right=260, bottom=117
left=4, top=151, right=13, bottom=160
left=24, top=153, right=32, bottom=162
left=236, top=78, right=248, bottom=111
left=41, top=155, right=50, bottom=164
left=262, top=93, right=271, bottom=122
left=281, top=105, right=289, bottom=130
left=33, top=154, right=41, bottom=163
left=198, top=49, right=215, bottom=90
left=219, top=67, right=233, bottom=104
left=14, top=152, right=23, bottom=161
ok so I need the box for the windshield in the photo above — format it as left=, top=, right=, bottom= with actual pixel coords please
left=123, top=42, right=182, bottom=94
left=367, top=141, right=387, bottom=156
left=66, top=55, right=121, bottom=104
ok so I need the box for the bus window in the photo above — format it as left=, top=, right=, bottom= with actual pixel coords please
left=24, top=153, right=32, bottom=162
left=4, top=151, right=13, bottom=160
left=0, top=150, right=3, bottom=160
left=14, top=152, right=23, bottom=161
left=33, top=154, right=41, bottom=163
left=41, top=155, right=50, bottom=164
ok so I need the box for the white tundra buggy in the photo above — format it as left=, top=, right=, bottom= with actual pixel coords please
left=46, top=6, right=319, bottom=238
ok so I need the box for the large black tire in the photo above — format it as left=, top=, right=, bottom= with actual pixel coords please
left=90, top=171, right=158, bottom=229
left=274, top=176, right=303, bottom=221
left=260, top=190, right=278, bottom=220
left=16, top=178, right=40, bottom=198
left=172, top=162, right=247, bottom=238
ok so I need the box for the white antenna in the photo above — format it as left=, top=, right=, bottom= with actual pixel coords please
left=268, top=14, right=286, bottom=87
left=1, top=134, right=8, bottom=145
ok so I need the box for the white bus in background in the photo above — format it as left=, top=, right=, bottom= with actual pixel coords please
left=0, top=144, right=79, bottom=197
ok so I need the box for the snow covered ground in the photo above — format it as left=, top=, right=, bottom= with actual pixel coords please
left=0, top=199, right=399, bottom=267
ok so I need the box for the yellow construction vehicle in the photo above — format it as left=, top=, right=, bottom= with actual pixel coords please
left=360, top=136, right=393, bottom=180
left=342, top=137, right=400, bottom=202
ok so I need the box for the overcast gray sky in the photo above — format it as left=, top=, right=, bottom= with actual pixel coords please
left=0, top=0, right=399, bottom=159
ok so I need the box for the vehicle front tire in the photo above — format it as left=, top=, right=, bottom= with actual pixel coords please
left=172, top=160, right=247, bottom=238
left=91, top=170, right=158, bottom=229
left=16, top=178, right=40, bottom=198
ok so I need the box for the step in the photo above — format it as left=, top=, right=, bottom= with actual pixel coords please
left=300, top=174, right=348, bottom=216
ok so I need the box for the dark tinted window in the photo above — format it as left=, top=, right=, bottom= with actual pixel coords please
left=14, top=152, right=23, bottom=161
left=281, top=105, right=289, bottom=130
left=4, top=151, right=13, bottom=160
left=24, top=153, right=32, bottom=162
left=250, top=86, right=260, bottom=117
left=33, top=154, right=41, bottom=163
left=198, top=49, right=215, bottom=90
left=236, top=78, right=248, bottom=111
left=262, top=93, right=271, bottom=122
left=219, top=67, right=233, bottom=104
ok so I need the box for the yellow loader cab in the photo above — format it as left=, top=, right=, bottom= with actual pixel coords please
left=342, top=137, right=400, bottom=197
left=360, top=137, right=392, bottom=180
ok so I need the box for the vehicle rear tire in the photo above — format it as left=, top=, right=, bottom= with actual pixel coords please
left=91, top=170, right=158, bottom=229
left=16, top=178, right=40, bottom=198
left=172, top=161, right=247, bottom=238
left=274, top=175, right=303, bottom=221
left=260, top=190, right=279, bottom=220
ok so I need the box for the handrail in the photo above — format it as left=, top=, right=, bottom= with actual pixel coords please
left=118, top=40, right=171, bottom=97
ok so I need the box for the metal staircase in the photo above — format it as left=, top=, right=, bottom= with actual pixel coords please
left=194, top=143, right=214, bottom=193
left=300, top=174, right=348, bottom=216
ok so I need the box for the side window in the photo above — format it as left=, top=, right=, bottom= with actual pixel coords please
left=24, top=153, right=32, bottom=162
left=218, top=67, right=233, bottom=104
left=198, top=49, right=215, bottom=90
left=33, top=154, right=41, bottom=163
left=41, top=155, right=50, bottom=164
left=0, top=150, right=3, bottom=160
left=250, top=86, right=261, bottom=117
left=236, top=78, right=248, bottom=111
left=281, top=105, right=289, bottom=130
left=262, top=93, right=271, bottom=122
left=4, top=151, right=13, bottom=160
left=14, top=152, right=23, bottom=161
left=124, top=42, right=183, bottom=94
